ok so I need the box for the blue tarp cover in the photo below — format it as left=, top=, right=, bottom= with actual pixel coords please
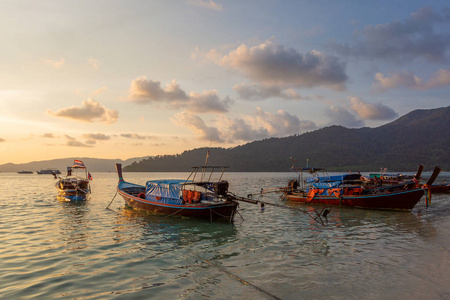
left=146, top=179, right=190, bottom=205
left=306, top=174, right=361, bottom=183
left=312, top=181, right=342, bottom=189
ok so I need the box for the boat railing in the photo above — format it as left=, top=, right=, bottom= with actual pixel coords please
left=185, top=166, right=229, bottom=185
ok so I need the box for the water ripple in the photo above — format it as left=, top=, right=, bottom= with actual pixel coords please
left=1, top=172, right=449, bottom=299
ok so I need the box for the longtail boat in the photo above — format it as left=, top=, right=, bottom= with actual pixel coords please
left=429, top=184, right=450, bottom=194
left=366, top=166, right=447, bottom=194
left=55, top=160, right=92, bottom=201
left=283, top=165, right=441, bottom=211
left=368, top=170, right=413, bottom=185
left=115, top=164, right=239, bottom=222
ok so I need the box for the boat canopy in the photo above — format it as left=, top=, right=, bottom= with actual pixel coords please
left=369, top=173, right=401, bottom=178
left=146, top=180, right=186, bottom=199
left=306, top=173, right=361, bottom=184
left=311, top=181, right=342, bottom=189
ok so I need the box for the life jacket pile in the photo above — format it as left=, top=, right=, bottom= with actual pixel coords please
left=183, top=189, right=202, bottom=204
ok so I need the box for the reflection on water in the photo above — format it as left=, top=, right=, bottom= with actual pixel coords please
left=57, top=200, right=90, bottom=252
left=0, top=172, right=449, bottom=299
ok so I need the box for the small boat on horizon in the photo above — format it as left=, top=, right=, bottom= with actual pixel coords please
left=17, top=170, right=33, bottom=174
left=55, top=160, right=92, bottom=201
left=283, top=164, right=441, bottom=211
left=38, top=168, right=61, bottom=175
left=115, top=163, right=239, bottom=222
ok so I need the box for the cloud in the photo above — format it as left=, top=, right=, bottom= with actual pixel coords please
left=171, top=112, right=223, bottom=142
left=324, top=97, right=397, bottom=127
left=233, top=83, right=310, bottom=101
left=324, top=105, right=364, bottom=128
left=220, top=116, right=269, bottom=141
left=172, top=108, right=316, bottom=143
left=44, top=58, right=65, bottom=69
left=88, top=58, right=100, bottom=70
left=219, top=109, right=316, bottom=142
left=82, top=133, right=111, bottom=140
left=63, top=136, right=90, bottom=147
left=349, top=97, right=398, bottom=120
left=93, top=87, right=107, bottom=95
left=48, top=99, right=119, bottom=124
left=127, top=76, right=231, bottom=113
left=331, top=6, right=450, bottom=63
left=120, top=133, right=156, bottom=139
left=250, top=108, right=316, bottom=137
left=66, top=140, right=93, bottom=147
left=374, top=69, right=450, bottom=91
left=208, top=41, right=348, bottom=90
left=42, top=133, right=54, bottom=138
left=64, top=135, right=93, bottom=147
left=188, top=0, right=223, bottom=10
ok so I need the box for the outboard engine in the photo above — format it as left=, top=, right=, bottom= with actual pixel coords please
left=213, top=180, right=229, bottom=197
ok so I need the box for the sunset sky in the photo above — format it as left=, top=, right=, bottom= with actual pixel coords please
left=1, top=1, right=449, bottom=164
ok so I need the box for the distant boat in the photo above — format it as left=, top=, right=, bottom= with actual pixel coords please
left=37, top=169, right=61, bottom=175
left=368, top=171, right=411, bottom=185
left=115, top=163, right=239, bottom=222
left=429, top=184, right=450, bottom=194
left=17, top=171, right=33, bottom=174
left=283, top=164, right=440, bottom=211
left=55, top=160, right=92, bottom=201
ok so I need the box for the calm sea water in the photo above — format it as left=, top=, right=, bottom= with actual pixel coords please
left=1, top=171, right=449, bottom=299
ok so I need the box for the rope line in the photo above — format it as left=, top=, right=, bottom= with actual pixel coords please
left=106, top=190, right=118, bottom=210
left=231, top=193, right=329, bottom=225
left=190, top=251, right=282, bottom=300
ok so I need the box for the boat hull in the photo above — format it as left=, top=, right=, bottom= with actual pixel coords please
left=56, top=179, right=90, bottom=201
left=118, top=189, right=238, bottom=221
left=429, top=184, right=450, bottom=193
left=284, top=188, right=425, bottom=211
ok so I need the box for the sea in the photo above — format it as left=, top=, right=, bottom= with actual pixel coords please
left=1, top=171, right=449, bottom=300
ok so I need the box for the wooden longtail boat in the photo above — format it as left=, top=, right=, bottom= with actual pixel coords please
left=367, top=166, right=448, bottom=194
left=115, top=164, right=239, bottom=222
left=55, top=160, right=92, bottom=201
left=283, top=165, right=441, bottom=211
left=429, top=184, right=450, bottom=193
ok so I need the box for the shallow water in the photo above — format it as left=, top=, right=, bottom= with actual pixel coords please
left=1, top=171, right=449, bottom=299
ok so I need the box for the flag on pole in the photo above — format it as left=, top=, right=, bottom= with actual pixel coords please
left=88, top=172, right=93, bottom=181
left=73, top=160, right=85, bottom=168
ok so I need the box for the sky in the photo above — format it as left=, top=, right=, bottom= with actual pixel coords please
left=0, top=0, right=449, bottom=165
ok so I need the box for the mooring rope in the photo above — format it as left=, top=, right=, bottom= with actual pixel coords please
left=106, top=190, right=118, bottom=210
left=230, top=193, right=330, bottom=225
left=163, top=207, right=187, bottom=218
left=190, top=251, right=282, bottom=300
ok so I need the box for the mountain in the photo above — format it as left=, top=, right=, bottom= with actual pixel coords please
left=2, top=107, right=448, bottom=173
left=124, top=106, right=450, bottom=172
left=0, top=157, right=150, bottom=173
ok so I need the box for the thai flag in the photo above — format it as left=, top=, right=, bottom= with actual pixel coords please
left=88, top=172, right=93, bottom=181
left=73, top=160, right=85, bottom=168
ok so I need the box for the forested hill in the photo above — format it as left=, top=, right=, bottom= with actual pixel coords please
left=124, top=106, right=450, bottom=172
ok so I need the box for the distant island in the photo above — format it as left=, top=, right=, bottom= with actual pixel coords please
left=1, top=106, right=448, bottom=173
left=0, top=157, right=149, bottom=173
